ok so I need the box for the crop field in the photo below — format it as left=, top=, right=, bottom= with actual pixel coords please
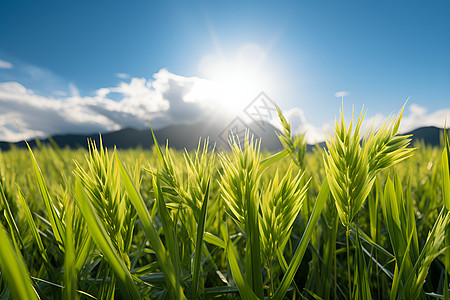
left=1, top=106, right=450, bottom=300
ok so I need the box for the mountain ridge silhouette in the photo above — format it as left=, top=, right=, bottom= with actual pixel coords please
left=0, top=123, right=446, bottom=152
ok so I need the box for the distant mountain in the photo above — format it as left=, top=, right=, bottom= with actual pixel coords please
left=406, top=126, right=445, bottom=147
left=0, top=124, right=446, bottom=152
left=0, top=120, right=283, bottom=151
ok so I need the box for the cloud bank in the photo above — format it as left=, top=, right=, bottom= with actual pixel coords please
left=0, top=69, right=216, bottom=142
left=285, top=104, right=450, bottom=144
left=0, top=67, right=448, bottom=144
left=281, top=107, right=330, bottom=144
left=0, top=60, right=13, bottom=69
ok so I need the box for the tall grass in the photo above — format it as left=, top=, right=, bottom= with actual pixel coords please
left=0, top=103, right=449, bottom=299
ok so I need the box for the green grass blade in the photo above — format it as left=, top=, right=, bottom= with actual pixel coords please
left=446, top=218, right=450, bottom=300
left=348, top=225, right=395, bottom=259
left=259, top=149, right=289, bottom=170
left=74, top=181, right=140, bottom=300
left=0, top=223, right=39, bottom=300
left=398, top=207, right=448, bottom=299
left=443, top=124, right=450, bottom=300
left=246, top=184, right=264, bottom=299
left=276, top=248, right=302, bottom=297
left=192, top=180, right=210, bottom=299
left=445, top=120, right=450, bottom=168
left=0, top=183, right=23, bottom=254
left=75, top=235, right=93, bottom=276
left=26, top=142, right=65, bottom=247
left=17, top=187, right=52, bottom=269
left=445, top=271, right=449, bottom=300
left=64, top=200, right=76, bottom=300
left=148, top=122, right=169, bottom=172
left=442, top=150, right=450, bottom=210
left=227, top=239, right=260, bottom=300
left=406, top=174, right=419, bottom=261
left=153, top=175, right=181, bottom=290
left=304, top=288, right=324, bottom=300
left=203, top=232, right=226, bottom=249
left=115, top=151, right=186, bottom=300
left=272, top=178, right=330, bottom=300
left=390, top=231, right=414, bottom=300
left=368, top=186, right=379, bottom=242
left=204, top=286, right=239, bottom=296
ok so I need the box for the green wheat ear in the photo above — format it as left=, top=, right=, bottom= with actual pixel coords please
left=324, top=102, right=414, bottom=228
left=218, top=132, right=261, bottom=233
left=259, top=164, right=309, bottom=268
left=275, top=105, right=307, bottom=168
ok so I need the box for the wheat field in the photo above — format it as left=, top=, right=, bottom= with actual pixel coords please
left=0, top=105, right=449, bottom=299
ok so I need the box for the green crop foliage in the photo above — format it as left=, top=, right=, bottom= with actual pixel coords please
left=0, top=103, right=449, bottom=299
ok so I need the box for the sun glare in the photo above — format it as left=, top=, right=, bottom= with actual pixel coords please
left=198, top=43, right=271, bottom=114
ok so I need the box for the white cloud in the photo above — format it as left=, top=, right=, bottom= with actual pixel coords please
left=0, top=82, right=119, bottom=141
left=69, top=83, right=80, bottom=97
left=283, top=102, right=450, bottom=145
left=399, top=104, right=450, bottom=131
left=0, top=69, right=218, bottom=142
left=335, top=91, right=350, bottom=98
left=116, top=73, right=130, bottom=79
left=283, top=107, right=329, bottom=144
left=1, top=65, right=448, bottom=145
left=362, top=103, right=450, bottom=137
left=0, top=60, right=13, bottom=69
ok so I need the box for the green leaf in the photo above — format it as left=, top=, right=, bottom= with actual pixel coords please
left=192, top=180, right=210, bottom=299
left=0, top=223, right=39, bottom=300
left=115, top=151, right=186, bottom=300
left=442, top=150, right=450, bottom=210
left=203, top=232, right=226, bottom=249
left=226, top=239, right=260, bottom=300
left=272, top=178, right=330, bottom=300
left=152, top=174, right=182, bottom=296
left=390, top=231, right=414, bottom=300
left=259, top=149, right=289, bottom=170
left=26, top=142, right=65, bottom=248
left=63, top=200, right=77, bottom=300
left=246, top=178, right=264, bottom=299
left=0, top=183, right=23, bottom=255
left=74, top=181, right=140, bottom=300
left=17, top=187, right=52, bottom=273
left=398, top=207, right=450, bottom=299
left=204, top=286, right=239, bottom=296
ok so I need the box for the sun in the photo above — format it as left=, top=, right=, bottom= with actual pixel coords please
left=197, top=43, right=271, bottom=114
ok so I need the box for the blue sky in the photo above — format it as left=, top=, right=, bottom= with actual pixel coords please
left=0, top=1, right=449, bottom=143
